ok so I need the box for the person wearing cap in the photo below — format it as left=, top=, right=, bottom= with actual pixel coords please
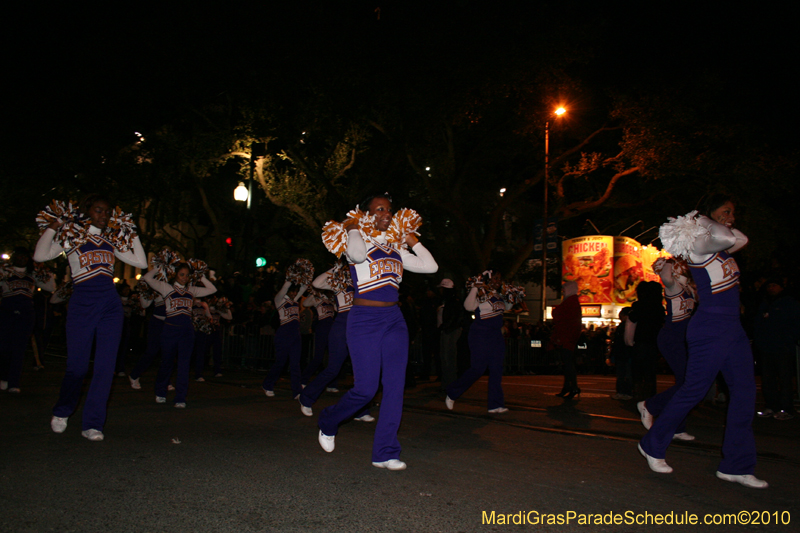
left=437, top=278, right=462, bottom=390
left=753, top=275, right=800, bottom=420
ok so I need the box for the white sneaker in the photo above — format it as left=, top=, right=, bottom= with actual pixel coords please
left=155, top=396, right=167, bottom=404
left=445, top=396, right=454, bottom=410
left=0, top=380, right=7, bottom=391
left=195, top=377, right=205, bottom=382
left=372, top=459, right=407, bottom=471
left=637, top=401, right=653, bottom=430
left=175, top=403, right=186, bottom=408
left=318, top=430, right=335, bottom=452
left=638, top=443, right=672, bottom=473
left=129, top=376, right=141, bottom=390
left=673, top=432, right=695, bottom=441
left=300, top=400, right=313, bottom=417
left=51, top=416, right=68, bottom=433
left=81, top=429, right=104, bottom=441
left=488, top=407, right=509, bottom=414
left=117, top=371, right=126, bottom=377
left=326, top=387, right=339, bottom=393
left=264, top=389, right=274, bottom=397
left=168, top=384, right=175, bottom=391
left=354, top=414, right=375, bottom=422
left=715, top=471, right=768, bottom=489
left=214, top=373, right=223, bottom=378
left=7, top=388, right=20, bottom=394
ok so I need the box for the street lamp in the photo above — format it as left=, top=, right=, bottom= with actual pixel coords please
left=541, top=106, right=567, bottom=322
left=234, top=182, right=249, bottom=202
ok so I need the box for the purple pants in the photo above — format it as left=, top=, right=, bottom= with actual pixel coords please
left=640, top=307, right=757, bottom=475
left=262, top=321, right=302, bottom=397
left=446, top=323, right=505, bottom=410
left=319, top=305, right=407, bottom=462
left=646, top=321, right=689, bottom=434
left=302, top=317, right=333, bottom=384
left=155, top=322, right=195, bottom=403
left=54, top=281, right=123, bottom=431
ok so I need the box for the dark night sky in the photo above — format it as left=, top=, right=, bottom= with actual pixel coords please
left=3, top=2, right=798, bottom=174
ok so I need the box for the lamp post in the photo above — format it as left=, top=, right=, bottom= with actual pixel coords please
left=541, top=106, right=566, bottom=323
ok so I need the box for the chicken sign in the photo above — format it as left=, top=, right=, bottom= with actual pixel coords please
left=562, top=236, right=614, bottom=304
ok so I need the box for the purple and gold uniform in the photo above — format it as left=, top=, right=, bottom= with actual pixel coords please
left=262, top=280, right=307, bottom=397
left=34, top=226, right=147, bottom=432
left=641, top=249, right=758, bottom=475
left=1, top=267, right=55, bottom=390
left=644, top=288, right=695, bottom=432
left=144, top=269, right=216, bottom=405
left=319, top=232, right=437, bottom=463
left=446, top=290, right=512, bottom=410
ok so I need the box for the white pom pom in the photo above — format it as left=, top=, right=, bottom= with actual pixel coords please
left=658, top=211, right=709, bottom=259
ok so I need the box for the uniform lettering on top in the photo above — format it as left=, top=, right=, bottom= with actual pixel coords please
left=77, top=250, right=115, bottom=269
left=369, top=258, right=403, bottom=278
left=166, top=297, right=193, bottom=312
left=8, top=279, right=34, bottom=292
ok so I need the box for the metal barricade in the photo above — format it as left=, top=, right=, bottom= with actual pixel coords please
left=222, top=324, right=275, bottom=371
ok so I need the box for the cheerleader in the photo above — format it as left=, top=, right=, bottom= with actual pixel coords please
left=300, top=289, right=336, bottom=386
left=317, top=194, right=438, bottom=470
left=444, top=271, right=513, bottom=413
left=635, top=259, right=696, bottom=440
left=639, top=195, right=767, bottom=488
left=34, top=195, right=147, bottom=441
left=0, top=248, right=56, bottom=393
left=261, top=265, right=309, bottom=398
left=298, top=261, right=372, bottom=421
left=143, top=263, right=216, bottom=407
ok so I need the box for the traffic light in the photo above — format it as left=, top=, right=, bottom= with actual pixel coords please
left=255, top=257, right=267, bottom=268
left=225, top=237, right=234, bottom=259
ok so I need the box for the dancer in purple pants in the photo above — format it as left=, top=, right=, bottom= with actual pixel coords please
left=317, top=194, right=437, bottom=470
left=144, top=264, right=216, bottom=407
left=0, top=248, right=55, bottom=393
left=639, top=194, right=767, bottom=488
left=262, top=276, right=308, bottom=398
left=34, top=195, right=147, bottom=441
left=444, top=271, right=512, bottom=413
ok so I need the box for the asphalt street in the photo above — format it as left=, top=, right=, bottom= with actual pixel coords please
left=1, top=362, right=798, bottom=533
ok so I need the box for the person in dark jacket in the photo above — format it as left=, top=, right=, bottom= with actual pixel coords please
left=626, top=281, right=665, bottom=399
left=552, top=281, right=582, bottom=399
left=753, top=277, right=800, bottom=420
left=437, top=279, right=462, bottom=390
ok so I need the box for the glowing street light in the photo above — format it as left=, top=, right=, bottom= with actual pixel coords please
left=234, top=182, right=249, bottom=202
left=541, top=106, right=567, bottom=322
left=499, top=187, right=507, bottom=197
